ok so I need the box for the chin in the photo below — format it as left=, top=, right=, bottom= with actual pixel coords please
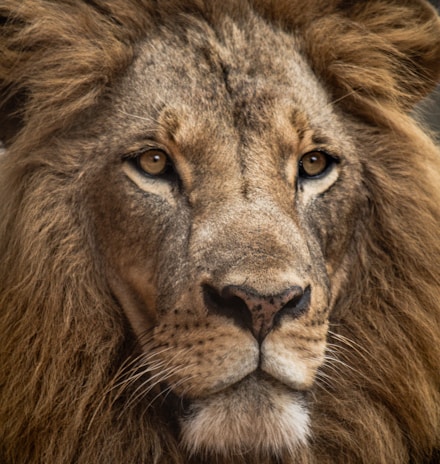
left=179, top=374, right=310, bottom=459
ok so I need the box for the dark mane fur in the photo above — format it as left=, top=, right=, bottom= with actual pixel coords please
left=1, top=1, right=439, bottom=463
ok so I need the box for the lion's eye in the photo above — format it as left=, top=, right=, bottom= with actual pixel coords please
left=299, top=151, right=335, bottom=178
left=135, top=149, right=172, bottom=177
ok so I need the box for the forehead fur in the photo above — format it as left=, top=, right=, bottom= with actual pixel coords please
left=119, top=12, right=337, bottom=139
left=1, top=0, right=439, bottom=152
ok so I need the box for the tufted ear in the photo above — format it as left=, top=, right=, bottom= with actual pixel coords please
left=255, top=0, right=440, bottom=122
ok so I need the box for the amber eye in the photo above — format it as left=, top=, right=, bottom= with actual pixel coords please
left=136, top=149, right=170, bottom=177
left=299, top=151, right=333, bottom=178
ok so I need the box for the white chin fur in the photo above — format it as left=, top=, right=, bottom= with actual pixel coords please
left=179, top=376, right=310, bottom=458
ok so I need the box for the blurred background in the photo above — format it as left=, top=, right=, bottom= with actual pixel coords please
left=423, top=0, right=440, bottom=137
left=420, top=87, right=440, bottom=137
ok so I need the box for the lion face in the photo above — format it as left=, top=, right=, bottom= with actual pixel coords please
left=1, top=0, right=440, bottom=463
left=83, top=14, right=364, bottom=457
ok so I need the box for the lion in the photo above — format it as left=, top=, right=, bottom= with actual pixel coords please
left=0, top=0, right=440, bottom=463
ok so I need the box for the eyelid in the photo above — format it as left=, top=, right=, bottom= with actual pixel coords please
left=123, top=145, right=166, bottom=159
left=300, top=149, right=341, bottom=166
left=306, top=148, right=340, bottom=162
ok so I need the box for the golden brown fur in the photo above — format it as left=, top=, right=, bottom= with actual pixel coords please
left=1, top=1, right=440, bottom=463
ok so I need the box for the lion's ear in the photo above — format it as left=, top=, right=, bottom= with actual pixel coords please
left=256, top=0, right=440, bottom=121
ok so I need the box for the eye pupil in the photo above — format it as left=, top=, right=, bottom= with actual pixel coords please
left=299, top=151, right=332, bottom=178
left=137, top=150, right=169, bottom=176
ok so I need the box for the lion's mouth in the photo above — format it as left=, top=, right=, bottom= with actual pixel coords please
left=172, top=369, right=310, bottom=418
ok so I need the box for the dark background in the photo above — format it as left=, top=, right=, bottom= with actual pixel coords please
left=423, top=0, right=440, bottom=136
left=421, top=88, right=440, bottom=136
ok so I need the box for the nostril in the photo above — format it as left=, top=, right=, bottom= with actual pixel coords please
left=202, top=284, right=252, bottom=331
left=273, top=285, right=311, bottom=327
left=203, top=283, right=311, bottom=342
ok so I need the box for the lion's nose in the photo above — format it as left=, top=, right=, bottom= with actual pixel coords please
left=203, top=284, right=311, bottom=342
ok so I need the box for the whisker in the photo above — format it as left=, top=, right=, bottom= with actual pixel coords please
left=144, top=373, right=199, bottom=412
left=328, top=330, right=370, bottom=354
left=108, top=346, right=175, bottom=390
left=322, top=355, right=363, bottom=378
left=88, top=346, right=178, bottom=428
left=123, top=368, right=180, bottom=410
left=313, top=375, right=342, bottom=403
left=125, top=365, right=198, bottom=412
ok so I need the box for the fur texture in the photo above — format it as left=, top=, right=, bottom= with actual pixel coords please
left=1, top=1, right=440, bottom=463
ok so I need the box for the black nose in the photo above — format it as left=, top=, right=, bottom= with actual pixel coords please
left=203, top=283, right=311, bottom=342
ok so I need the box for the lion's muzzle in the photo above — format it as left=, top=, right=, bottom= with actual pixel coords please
left=203, top=283, right=311, bottom=342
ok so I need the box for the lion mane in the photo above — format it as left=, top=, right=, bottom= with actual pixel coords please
left=1, top=1, right=440, bottom=463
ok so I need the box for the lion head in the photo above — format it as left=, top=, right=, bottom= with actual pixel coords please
left=1, top=1, right=440, bottom=463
